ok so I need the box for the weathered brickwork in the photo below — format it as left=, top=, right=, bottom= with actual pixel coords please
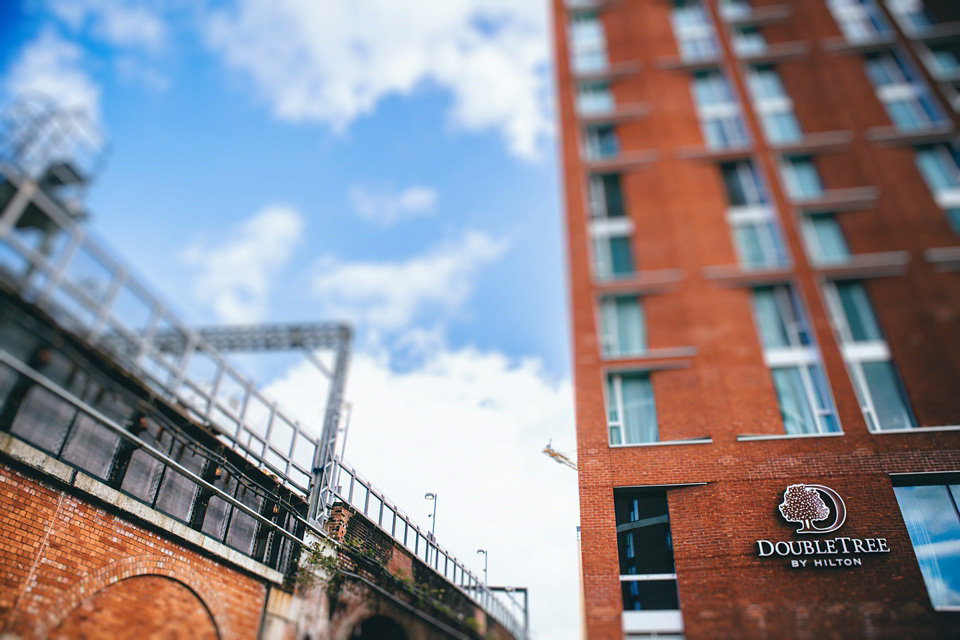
left=553, top=0, right=960, bottom=638
left=0, top=464, right=267, bottom=639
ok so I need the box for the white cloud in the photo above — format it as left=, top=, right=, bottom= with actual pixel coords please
left=5, top=29, right=101, bottom=123
left=349, top=183, right=438, bottom=227
left=47, top=0, right=167, bottom=53
left=311, top=231, right=509, bottom=332
left=181, top=206, right=304, bottom=323
left=204, top=0, right=552, bottom=159
left=264, top=345, right=579, bottom=640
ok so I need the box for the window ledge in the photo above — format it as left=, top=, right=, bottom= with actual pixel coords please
left=871, top=425, right=960, bottom=435
left=722, top=4, right=792, bottom=27
left=701, top=264, right=793, bottom=287
left=934, top=605, right=960, bottom=612
left=604, top=347, right=698, bottom=362
left=815, top=251, right=911, bottom=279
left=904, top=22, right=960, bottom=43
left=565, top=0, right=620, bottom=14
left=820, top=34, right=897, bottom=55
left=579, top=103, right=650, bottom=125
left=770, top=130, right=852, bottom=154
left=584, top=151, right=659, bottom=171
left=737, top=432, right=844, bottom=442
left=655, top=54, right=724, bottom=72
left=791, top=186, right=880, bottom=213
left=674, top=144, right=754, bottom=162
left=594, top=268, right=684, bottom=294
left=925, top=246, right=960, bottom=272
left=573, top=62, right=639, bottom=82
left=866, top=123, right=955, bottom=146
left=612, top=437, right=712, bottom=448
left=737, top=41, right=809, bottom=64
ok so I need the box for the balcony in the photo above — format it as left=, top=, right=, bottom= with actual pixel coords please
left=573, top=61, right=639, bottom=82
left=814, top=251, right=911, bottom=279
left=820, top=33, right=897, bottom=56
left=583, top=150, right=659, bottom=172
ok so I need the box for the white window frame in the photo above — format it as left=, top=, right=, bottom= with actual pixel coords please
left=754, top=286, right=839, bottom=434
left=915, top=144, right=960, bottom=210
left=692, top=71, right=749, bottom=148
left=823, top=281, right=914, bottom=431
left=570, top=11, right=608, bottom=74
left=723, top=161, right=788, bottom=269
left=827, top=0, right=890, bottom=42
left=670, top=0, right=720, bottom=60
left=599, top=295, right=646, bottom=358
left=866, top=52, right=943, bottom=130
left=747, top=66, right=802, bottom=143
left=590, top=218, right=635, bottom=281
left=576, top=80, right=615, bottom=114
left=588, top=173, right=625, bottom=219
left=583, top=124, right=619, bottom=160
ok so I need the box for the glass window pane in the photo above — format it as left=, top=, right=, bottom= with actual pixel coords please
left=772, top=367, right=819, bottom=434
left=836, top=282, right=882, bottom=342
left=621, top=579, right=680, bottom=611
left=602, top=296, right=646, bottom=357
left=752, top=288, right=791, bottom=348
left=610, top=236, right=634, bottom=276
left=615, top=491, right=674, bottom=574
left=894, top=484, right=960, bottom=609
left=620, top=373, right=657, bottom=443
left=803, top=214, right=850, bottom=264
left=862, top=361, right=916, bottom=430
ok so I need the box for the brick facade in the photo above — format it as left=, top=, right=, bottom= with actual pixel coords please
left=0, top=464, right=267, bottom=639
left=553, top=0, right=960, bottom=638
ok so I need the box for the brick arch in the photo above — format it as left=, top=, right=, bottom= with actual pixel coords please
left=38, top=554, right=235, bottom=640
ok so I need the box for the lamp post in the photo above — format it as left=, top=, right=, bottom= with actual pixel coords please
left=425, top=492, right=437, bottom=564
left=476, top=548, right=488, bottom=586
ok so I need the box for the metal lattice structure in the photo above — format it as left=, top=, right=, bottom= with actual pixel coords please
left=0, top=100, right=527, bottom=638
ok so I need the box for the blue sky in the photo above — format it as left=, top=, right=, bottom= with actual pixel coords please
left=2, top=1, right=580, bottom=638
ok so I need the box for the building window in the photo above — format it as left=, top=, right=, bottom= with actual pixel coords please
left=721, top=161, right=789, bottom=269
left=607, top=372, right=657, bottom=444
left=692, top=70, right=750, bottom=149
left=570, top=11, right=608, bottom=74
left=823, top=281, right=916, bottom=430
left=589, top=173, right=626, bottom=218
left=600, top=295, right=646, bottom=358
left=670, top=0, right=719, bottom=60
left=752, top=286, right=840, bottom=434
left=865, top=52, right=944, bottom=130
left=584, top=124, right=619, bottom=160
left=592, top=232, right=635, bottom=280
left=885, top=0, right=938, bottom=32
left=780, top=156, right=824, bottom=200
left=924, top=42, right=960, bottom=79
left=747, top=65, right=802, bottom=143
left=827, top=0, right=890, bottom=42
left=718, top=0, right=751, bottom=21
left=615, top=490, right=680, bottom=612
left=893, top=479, right=960, bottom=609
left=801, top=213, right=851, bottom=264
left=577, top=80, right=615, bottom=114
left=915, top=144, right=960, bottom=232
left=731, top=26, right=766, bottom=55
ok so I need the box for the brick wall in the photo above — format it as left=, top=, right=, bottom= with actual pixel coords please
left=0, top=463, right=267, bottom=639
left=553, top=0, right=960, bottom=637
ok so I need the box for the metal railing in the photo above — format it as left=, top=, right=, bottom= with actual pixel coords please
left=330, top=459, right=528, bottom=639
left=0, top=163, right=326, bottom=499
left=0, top=161, right=527, bottom=638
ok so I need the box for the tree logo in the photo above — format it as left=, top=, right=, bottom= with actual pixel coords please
left=778, top=484, right=846, bottom=534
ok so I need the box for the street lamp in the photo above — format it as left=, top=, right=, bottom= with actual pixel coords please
left=476, top=548, right=488, bottom=586
left=424, top=492, right=437, bottom=536
left=425, top=492, right=437, bottom=564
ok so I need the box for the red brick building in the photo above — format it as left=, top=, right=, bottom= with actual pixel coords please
left=552, top=1, right=960, bottom=637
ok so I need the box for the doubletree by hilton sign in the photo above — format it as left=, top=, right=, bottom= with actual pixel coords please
left=756, top=484, right=891, bottom=569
